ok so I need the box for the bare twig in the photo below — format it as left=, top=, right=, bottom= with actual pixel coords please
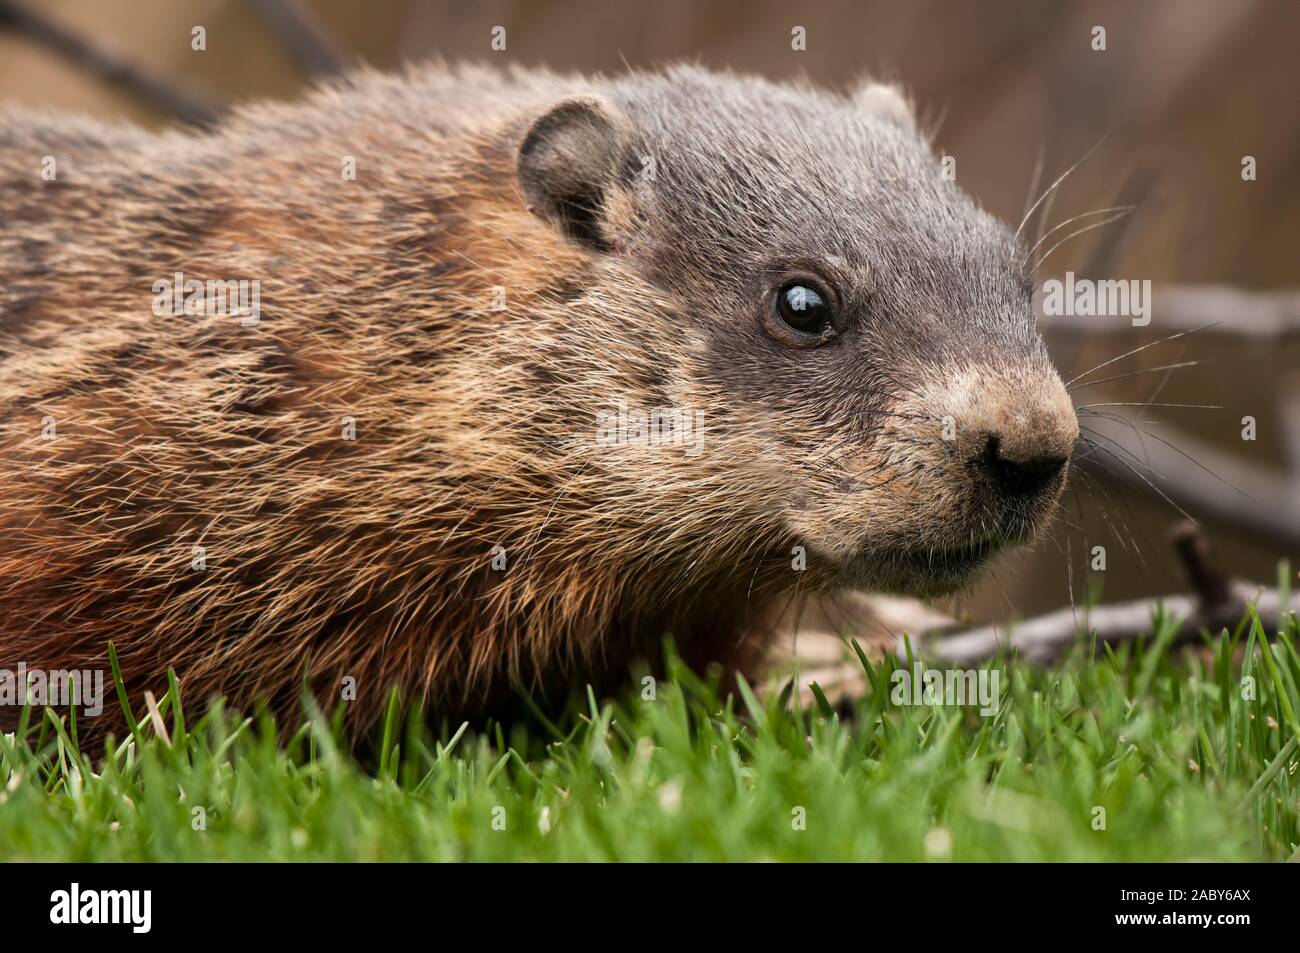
left=0, top=0, right=223, bottom=126
left=1078, top=407, right=1300, bottom=551
left=246, top=0, right=348, bottom=77
left=1039, top=283, right=1300, bottom=341
left=1279, top=376, right=1300, bottom=474
left=913, top=522, right=1299, bottom=665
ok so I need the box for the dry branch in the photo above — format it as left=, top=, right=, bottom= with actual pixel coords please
left=1038, top=283, right=1300, bottom=340
left=247, top=0, right=348, bottom=77
left=1077, top=407, right=1300, bottom=551
left=0, top=0, right=223, bottom=126
left=914, top=521, right=1299, bottom=665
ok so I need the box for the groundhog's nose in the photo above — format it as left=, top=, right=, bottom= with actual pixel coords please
left=915, top=362, right=1079, bottom=511
left=934, top=364, right=1079, bottom=507
left=978, top=433, right=1068, bottom=500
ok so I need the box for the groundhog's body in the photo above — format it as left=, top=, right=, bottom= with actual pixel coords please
left=0, top=67, right=790, bottom=729
left=0, top=64, right=1077, bottom=735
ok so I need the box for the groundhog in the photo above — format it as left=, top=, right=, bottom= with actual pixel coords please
left=0, top=63, right=1078, bottom=738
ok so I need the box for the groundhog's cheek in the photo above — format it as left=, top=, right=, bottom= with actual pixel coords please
left=774, top=450, right=919, bottom=561
left=888, top=361, right=1078, bottom=535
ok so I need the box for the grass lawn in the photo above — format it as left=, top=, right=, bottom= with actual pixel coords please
left=1, top=606, right=1297, bottom=862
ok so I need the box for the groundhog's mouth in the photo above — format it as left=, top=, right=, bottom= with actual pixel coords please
left=844, top=535, right=1012, bottom=596
left=893, top=537, right=1005, bottom=575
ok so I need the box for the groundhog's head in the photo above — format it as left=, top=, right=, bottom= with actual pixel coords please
left=517, top=67, right=1077, bottom=597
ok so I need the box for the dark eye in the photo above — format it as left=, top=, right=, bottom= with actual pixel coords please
left=774, top=280, right=835, bottom=338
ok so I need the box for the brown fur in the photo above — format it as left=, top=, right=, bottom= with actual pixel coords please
left=0, top=64, right=1077, bottom=740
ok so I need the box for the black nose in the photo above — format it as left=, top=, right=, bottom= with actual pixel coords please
left=980, top=434, right=1067, bottom=499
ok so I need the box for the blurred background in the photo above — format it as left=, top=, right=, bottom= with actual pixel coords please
left=2, top=0, right=1297, bottom=622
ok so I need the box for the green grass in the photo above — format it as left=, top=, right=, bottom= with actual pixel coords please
left=1, top=606, right=1297, bottom=861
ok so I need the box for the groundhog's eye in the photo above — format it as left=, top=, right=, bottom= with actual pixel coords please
left=774, top=280, right=835, bottom=340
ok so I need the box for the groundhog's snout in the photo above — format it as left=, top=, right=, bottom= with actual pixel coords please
left=965, top=398, right=1078, bottom=507
left=936, top=363, right=1080, bottom=526
left=796, top=357, right=1081, bottom=589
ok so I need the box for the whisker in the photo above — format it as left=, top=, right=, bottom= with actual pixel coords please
left=1076, top=401, right=1227, bottom=411
left=1077, top=409, right=1255, bottom=503
left=1079, top=424, right=1163, bottom=476
left=1064, top=323, right=1222, bottom=388
left=1076, top=427, right=1195, bottom=522
left=1020, top=143, right=1048, bottom=246
left=1072, top=454, right=1164, bottom=582
left=1034, top=179, right=1063, bottom=256
left=1064, top=529, right=1079, bottom=635
left=1070, top=460, right=1151, bottom=573
left=1031, top=208, right=1134, bottom=273
left=1067, top=359, right=1212, bottom=391
left=1143, top=335, right=1189, bottom=408
left=1014, top=127, right=1112, bottom=248
left=1024, top=205, right=1135, bottom=264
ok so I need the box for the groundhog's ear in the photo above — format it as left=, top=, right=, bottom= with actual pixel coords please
left=518, top=96, right=630, bottom=250
left=851, top=81, right=916, bottom=129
